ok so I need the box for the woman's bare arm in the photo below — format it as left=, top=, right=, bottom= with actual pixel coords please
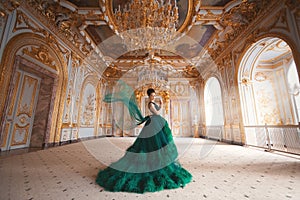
left=149, top=103, right=159, bottom=115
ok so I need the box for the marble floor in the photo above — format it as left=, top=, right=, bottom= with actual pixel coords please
left=0, top=137, right=299, bottom=200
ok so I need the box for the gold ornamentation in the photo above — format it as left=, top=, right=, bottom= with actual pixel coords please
left=136, top=55, right=171, bottom=89
left=14, top=9, right=70, bottom=62
left=22, top=45, right=57, bottom=70
left=160, top=90, right=170, bottom=114
left=82, top=93, right=96, bottom=126
left=113, top=0, right=179, bottom=51
left=101, top=0, right=195, bottom=37
left=14, top=10, right=41, bottom=33
left=241, top=78, right=251, bottom=85
left=0, top=9, right=5, bottom=17
left=255, top=72, right=267, bottom=82
left=134, top=90, right=143, bottom=108
left=183, top=65, right=200, bottom=78
left=25, top=0, right=93, bottom=56
left=0, top=33, right=68, bottom=145
left=0, top=0, right=20, bottom=13
left=19, top=104, right=30, bottom=115
left=103, top=64, right=123, bottom=78
left=197, top=8, right=222, bottom=22
left=11, top=125, right=29, bottom=146
left=208, top=0, right=271, bottom=60
left=72, top=53, right=83, bottom=68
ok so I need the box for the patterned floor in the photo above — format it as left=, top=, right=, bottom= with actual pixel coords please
left=0, top=137, right=299, bottom=200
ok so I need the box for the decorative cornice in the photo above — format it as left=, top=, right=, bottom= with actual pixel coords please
left=208, top=0, right=280, bottom=64
left=0, top=0, right=21, bottom=14
left=21, top=0, right=93, bottom=57
left=10, top=0, right=110, bottom=75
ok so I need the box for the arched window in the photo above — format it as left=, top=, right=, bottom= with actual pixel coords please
left=204, top=77, right=224, bottom=140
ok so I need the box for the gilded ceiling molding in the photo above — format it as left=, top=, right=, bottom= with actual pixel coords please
left=55, top=0, right=105, bottom=29
left=12, top=9, right=71, bottom=66
left=1, top=4, right=73, bottom=65
left=21, top=0, right=93, bottom=58
left=13, top=10, right=41, bottom=33
left=103, top=64, right=123, bottom=78
left=178, top=0, right=200, bottom=34
left=195, top=6, right=223, bottom=30
left=231, top=1, right=299, bottom=80
left=218, top=55, right=232, bottom=72
left=86, top=50, right=108, bottom=75
left=189, top=79, right=203, bottom=89
left=183, top=65, right=200, bottom=78
left=195, top=0, right=258, bottom=29
left=205, top=0, right=276, bottom=63
left=0, top=0, right=21, bottom=14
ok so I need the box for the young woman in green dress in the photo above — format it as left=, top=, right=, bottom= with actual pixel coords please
left=96, top=83, right=192, bottom=193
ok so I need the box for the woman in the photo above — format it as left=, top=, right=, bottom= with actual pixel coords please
left=96, top=83, right=192, bottom=193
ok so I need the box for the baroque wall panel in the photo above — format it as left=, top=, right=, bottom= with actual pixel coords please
left=0, top=33, right=68, bottom=147
left=77, top=74, right=99, bottom=139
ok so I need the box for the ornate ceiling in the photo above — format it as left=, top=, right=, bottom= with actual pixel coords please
left=0, top=0, right=291, bottom=80
left=60, top=0, right=238, bottom=79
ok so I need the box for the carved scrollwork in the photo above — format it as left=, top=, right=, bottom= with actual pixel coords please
left=22, top=45, right=56, bottom=70
left=207, top=0, right=272, bottom=61
left=0, top=0, right=21, bottom=13
left=25, top=0, right=92, bottom=56
left=103, top=64, right=123, bottom=78
left=72, top=53, right=83, bottom=68
left=183, top=65, right=200, bottom=78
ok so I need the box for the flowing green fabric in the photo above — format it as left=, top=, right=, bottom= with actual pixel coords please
left=96, top=81, right=192, bottom=193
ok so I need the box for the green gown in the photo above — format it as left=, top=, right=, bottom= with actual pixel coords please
left=96, top=81, right=192, bottom=193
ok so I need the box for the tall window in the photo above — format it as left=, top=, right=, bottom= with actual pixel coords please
left=204, top=77, right=224, bottom=126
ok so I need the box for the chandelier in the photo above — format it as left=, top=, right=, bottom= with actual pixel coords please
left=114, top=0, right=179, bottom=51
left=136, top=52, right=171, bottom=89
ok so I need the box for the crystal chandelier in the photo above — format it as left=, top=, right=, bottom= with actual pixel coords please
left=114, top=0, right=179, bottom=51
left=136, top=53, right=171, bottom=89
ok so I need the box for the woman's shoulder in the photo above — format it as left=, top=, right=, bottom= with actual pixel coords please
left=148, top=101, right=156, bottom=108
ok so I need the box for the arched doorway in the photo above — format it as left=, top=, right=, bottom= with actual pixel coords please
left=204, top=77, right=224, bottom=140
left=238, top=37, right=300, bottom=154
left=0, top=34, right=67, bottom=151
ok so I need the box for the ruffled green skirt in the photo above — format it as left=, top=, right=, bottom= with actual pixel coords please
left=96, top=115, right=192, bottom=193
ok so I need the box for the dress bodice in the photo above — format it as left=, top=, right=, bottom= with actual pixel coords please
left=148, top=102, right=160, bottom=115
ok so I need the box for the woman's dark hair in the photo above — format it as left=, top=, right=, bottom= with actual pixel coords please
left=147, top=88, right=155, bottom=97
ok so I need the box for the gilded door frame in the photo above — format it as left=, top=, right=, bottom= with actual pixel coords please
left=0, top=33, right=68, bottom=147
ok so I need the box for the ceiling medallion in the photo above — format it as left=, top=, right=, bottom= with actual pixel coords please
left=113, top=0, right=179, bottom=51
